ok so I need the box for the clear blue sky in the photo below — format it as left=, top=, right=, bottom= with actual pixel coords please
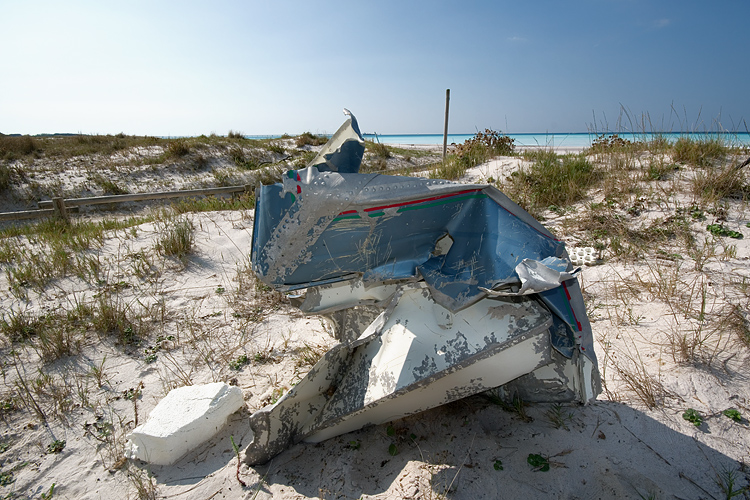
left=2, top=0, right=748, bottom=136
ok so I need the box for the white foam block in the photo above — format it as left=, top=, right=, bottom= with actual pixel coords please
left=125, top=382, right=244, bottom=465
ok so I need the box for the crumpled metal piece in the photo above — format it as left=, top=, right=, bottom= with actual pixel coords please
left=308, top=108, right=365, bottom=173
left=244, top=110, right=601, bottom=465
left=482, top=257, right=581, bottom=296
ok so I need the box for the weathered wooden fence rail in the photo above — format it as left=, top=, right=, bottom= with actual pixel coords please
left=0, top=184, right=252, bottom=222
left=0, top=208, right=57, bottom=222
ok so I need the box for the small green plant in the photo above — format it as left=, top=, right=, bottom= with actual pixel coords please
left=89, top=419, right=113, bottom=440
left=682, top=408, right=703, bottom=426
left=0, top=398, right=15, bottom=413
left=544, top=403, right=574, bottom=430
left=216, top=286, right=225, bottom=295
left=706, top=224, right=743, bottom=239
left=527, top=453, right=550, bottom=472
left=123, top=383, right=143, bottom=401
left=493, top=459, right=504, bottom=471
left=269, top=387, right=286, bottom=404
left=229, top=354, right=249, bottom=371
left=253, top=351, right=273, bottom=365
left=487, top=392, right=533, bottom=422
left=41, top=483, right=56, bottom=500
left=645, top=159, right=677, bottom=181
left=141, top=335, right=174, bottom=364
left=348, top=440, right=361, bottom=450
left=388, top=443, right=399, bottom=456
left=46, top=439, right=66, bottom=454
left=722, top=408, right=742, bottom=422
left=231, top=435, right=246, bottom=487
left=0, top=471, right=14, bottom=486
left=715, top=464, right=747, bottom=499
left=228, top=145, right=260, bottom=169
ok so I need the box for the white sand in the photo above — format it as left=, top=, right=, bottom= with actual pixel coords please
left=0, top=151, right=748, bottom=499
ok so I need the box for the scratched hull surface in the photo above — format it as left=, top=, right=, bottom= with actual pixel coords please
left=244, top=111, right=601, bottom=465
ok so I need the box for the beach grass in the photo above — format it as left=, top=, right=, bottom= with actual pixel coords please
left=502, top=150, right=599, bottom=215
left=0, top=129, right=749, bottom=498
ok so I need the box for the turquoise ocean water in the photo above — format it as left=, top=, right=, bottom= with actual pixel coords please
left=247, top=132, right=750, bottom=148
left=362, top=132, right=750, bottom=148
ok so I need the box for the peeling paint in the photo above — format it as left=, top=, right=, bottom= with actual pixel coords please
left=243, top=111, right=601, bottom=465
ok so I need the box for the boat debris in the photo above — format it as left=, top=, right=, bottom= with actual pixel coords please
left=244, top=110, right=601, bottom=465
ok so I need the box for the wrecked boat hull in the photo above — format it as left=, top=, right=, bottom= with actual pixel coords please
left=243, top=111, right=600, bottom=465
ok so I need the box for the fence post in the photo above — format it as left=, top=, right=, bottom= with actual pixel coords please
left=52, top=197, right=69, bottom=222
left=442, top=89, right=450, bottom=160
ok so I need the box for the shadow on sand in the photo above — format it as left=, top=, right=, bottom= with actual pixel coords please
left=147, top=396, right=748, bottom=499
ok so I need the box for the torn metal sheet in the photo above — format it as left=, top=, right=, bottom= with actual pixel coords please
left=244, top=110, right=601, bottom=465
left=307, top=108, right=365, bottom=174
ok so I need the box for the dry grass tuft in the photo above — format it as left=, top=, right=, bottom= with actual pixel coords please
left=673, top=136, right=728, bottom=166
left=155, top=216, right=195, bottom=260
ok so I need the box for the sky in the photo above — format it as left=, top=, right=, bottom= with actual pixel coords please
left=1, top=0, right=749, bottom=136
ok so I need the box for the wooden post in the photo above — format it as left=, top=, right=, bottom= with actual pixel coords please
left=442, top=89, right=450, bottom=160
left=52, top=197, right=68, bottom=222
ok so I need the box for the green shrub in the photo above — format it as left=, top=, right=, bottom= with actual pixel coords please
left=673, top=137, right=727, bottom=166
left=228, top=145, right=260, bottom=170
left=429, top=129, right=515, bottom=181
left=453, top=129, right=515, bottom=169
left=0, top=163, right=11, bottom=191
left=295, top=132, right=328, bottom=148
left=588, top=134, right=633, bottom=152
left=0, top=135, right=38, bottom=160
left=507, top=151, right=599, bottom=211
left=368, top=141, right=391, bottom=159
left=166, top=139, right=191, bottom=158
left=266, top=142, right=286, bottom=155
